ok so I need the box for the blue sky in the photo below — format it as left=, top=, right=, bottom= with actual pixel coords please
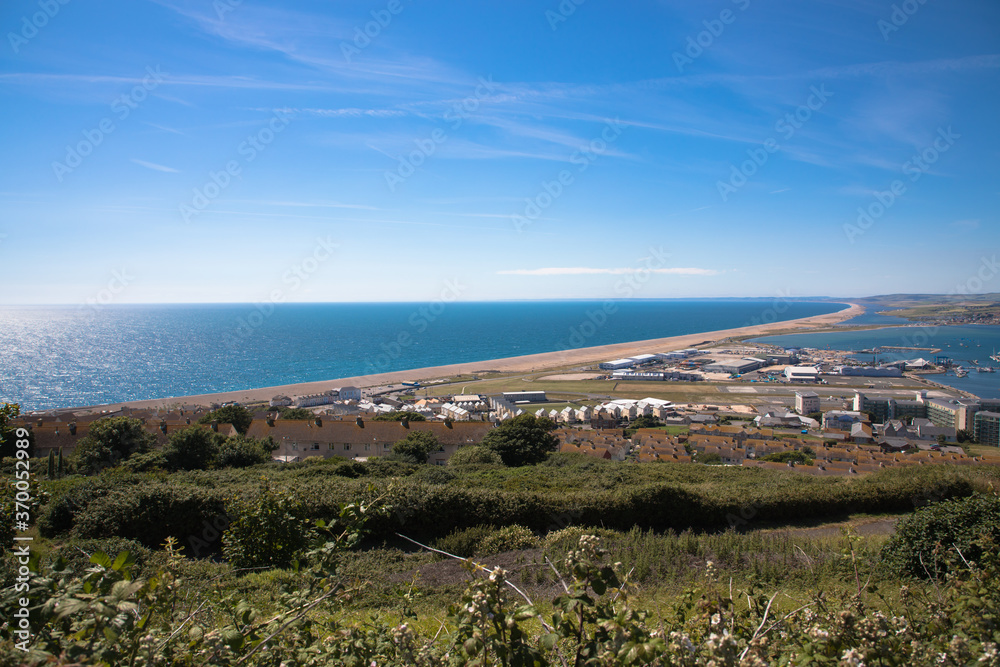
left=0, top=0, right=997, bottom=304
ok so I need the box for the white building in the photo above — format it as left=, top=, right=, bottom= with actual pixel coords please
left=628, top=353, right=658, bottom=366
left=293, top=391, right=338, bottom=408
left=795, top=391, right=820, bottom=415
left=440, top=403, right=471, bottom=421
left=599, top=358, right=636, bottom=371
left=334, top=386, right=361, bottom=401
left=784, top=366, right=820, bottom=382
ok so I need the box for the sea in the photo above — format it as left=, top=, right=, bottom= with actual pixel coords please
left=752, top=323, right=1000, bottom=399
left=0, top=300, right=843, bottom=412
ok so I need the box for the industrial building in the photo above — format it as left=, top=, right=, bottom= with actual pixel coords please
left=612, top=370, right=702, bottom=382
left=628, top=353, right=658, bottom=366
left=838, top=366, right=903, bottom=377
left=784, top=366, right=820, bottom=382
left=599, top=358, right=637, bottom=370
left=703, top=359, right=762, bottom=374
left=502, top=390, right=548, bottom=403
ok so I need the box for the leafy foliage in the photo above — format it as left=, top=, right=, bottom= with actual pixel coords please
left=433, top=524, right=496, bottom=558
left=477, top=524, right=538, bottom=555
left=199, top=404, right=254, bottom=435
left=73, top=416, right=156, bottom=473
left=760, top=450, right=814, bottom=465
left=391, top=430, right=440, bottom=464
left=449, top=445, right=504, bottom=466
left=162, top=425, right=225, bottom=470
left=372, top=410, right=427, bottom=422
left=117, top=450, right=168, bottom=472
left=217, top=434, right=276, bottom=468
left=0, top=403, right=31, bottom=459
left=222, top=480, right=314, bottom=569
left=481, top=414, right=560, bottom=467
left=881, top=492, right=1000, bottom=578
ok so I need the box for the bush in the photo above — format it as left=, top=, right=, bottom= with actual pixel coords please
left=39, top=479, right=115, bottom=538
left=73, top=416, right=156, bottom=473
left=760, top=450, right=813, bottom=465
left=216, top=435, right=274, bottom=468
left=880, top=493, right=1000, bottom=579
left=432, top=525, right=496, bottom=558
left=413, top=466, right=455, bottom=485
left=364, top=457, right=417, bottom=478
left=163, top=426, right=225, bottom=471
left=53, top=538, right=153, bottom=575
left=118, top=451, right=168, bottom=472
left=372, top=411, right=426, bottom=422
left=222, top=481, right=314, bottom=569
left=477, top=525, right=538, bottom=555
left=448, top=446, right=503, bottom=466
left=199, top=405, right=253, bottom=435
left=542, top=526, right=617, bottom=553
left=391, top=431, right=441, bottom=463
left=481, top=414, right=559, bottom=466
left=332, top=461, right=368, bottom=478
left=71, top=483, right=227, bottom=551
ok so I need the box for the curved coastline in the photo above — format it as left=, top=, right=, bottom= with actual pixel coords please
left=86, top=302, right=863, bottom=412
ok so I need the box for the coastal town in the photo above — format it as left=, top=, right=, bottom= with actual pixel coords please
left=17, top=337, right=1000, bottom=474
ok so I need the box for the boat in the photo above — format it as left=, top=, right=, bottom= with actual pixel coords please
left=955, top=368, right=969, bottom=378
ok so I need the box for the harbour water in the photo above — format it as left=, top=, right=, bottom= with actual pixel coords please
left=752, top=324, right=1000, bottom=399
left=0, top=300, right=843, bottom=411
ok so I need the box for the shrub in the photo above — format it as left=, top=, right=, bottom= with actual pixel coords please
left=73, top=416, right=156, bottom=473
left=391, top=431, right=441, bottom=463
left=39, top=478, right=115, bottom=538
left=118, top=451, right=168, bottom=472
left=372, top=411, right=426, bottom=422
left=222, top=481, right=314, bottom=569
left=414, top=466, right=455, bottom=485
left=481, top=414, right=559, bottom=466
left=880, top=492, right=1000, bottom=579
left=364, top=457, right=417, bottom=478
left=432, top=525, right=496, bottom=558
left=216, top=435, right=274, bottom=468
left=70, top=483, right=227, bottom=551
left=162, top=426, right=225, bottom=471
left=332, top=461, right=368, bottom=478
left=53, top=538, right=153, bottom=575
left=477, top=525, right=538, bottom=556
left=760, top=450, right=813, bottom=465
left=448, top=446, right=503, bottom=466
left=198, top=405, right=253, bottom=435
left=542, top=526, right=617, bottom=553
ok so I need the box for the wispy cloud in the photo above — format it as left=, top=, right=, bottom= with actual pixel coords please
left=131, top=159, right=179, bottom=173
left=271, top=107, right=407, bottom=118
left=952, top=219, right=980, bottom=230
left=498, top=267, right=719, bottom=276
left=225, top=199, right=380, bottom=210
left=143, top=122, right=185, bottom=135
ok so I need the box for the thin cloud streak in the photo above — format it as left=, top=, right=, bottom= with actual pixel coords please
left=498, top=267, right=719, bottom=276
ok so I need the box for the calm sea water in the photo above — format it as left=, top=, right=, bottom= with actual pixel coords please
left=0, top=300, right=842, bottom=411
left=752, top=324, right=1000, bottom=399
